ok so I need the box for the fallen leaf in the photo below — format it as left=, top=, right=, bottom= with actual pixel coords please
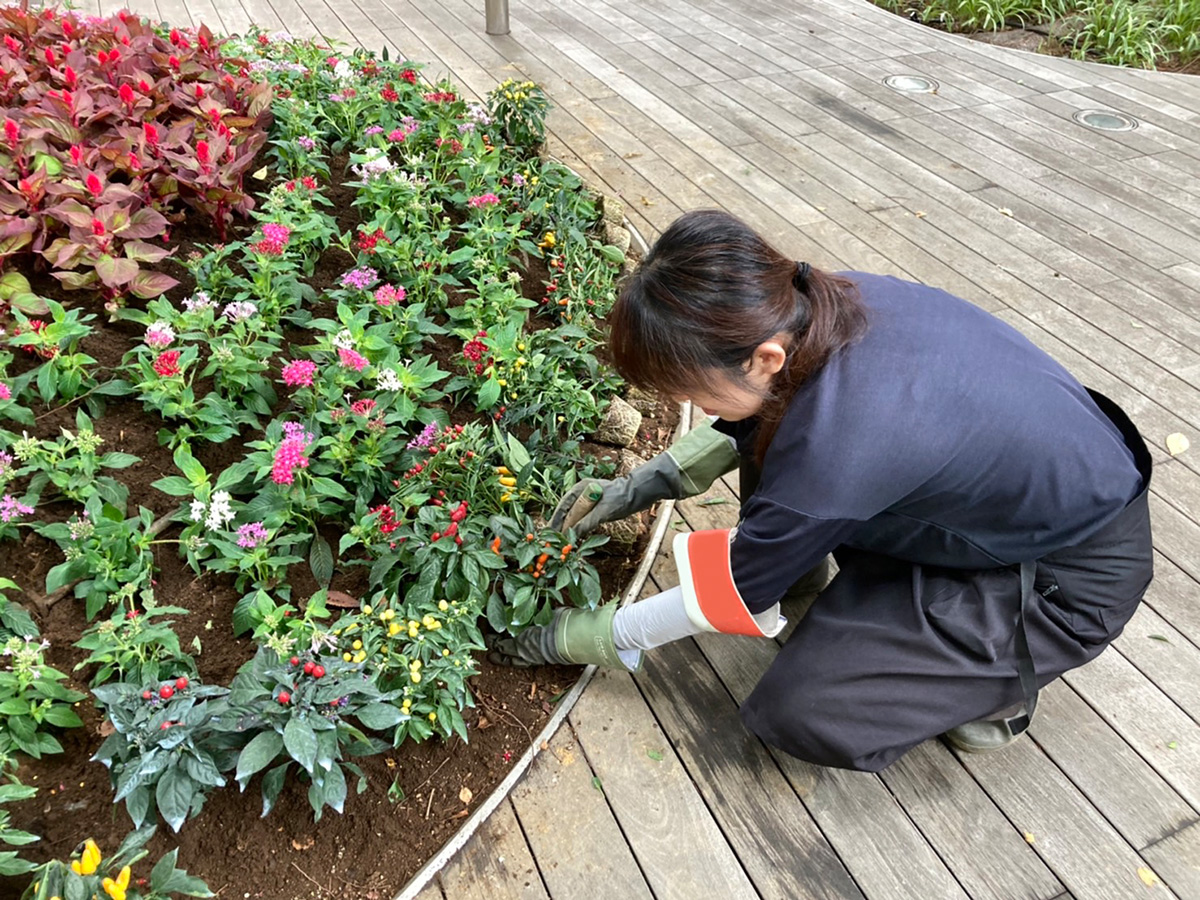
left=528, top=681, right=537, bottom=700
left=647, top=749, right=664, bottom=762
left=639, top=196, right=655, bottom=207
left=1148, top=634, right=1171, bottom=644
left=292, top=836, right=314, bottom=851
left=1023, top=831, right=1035, bottom=844
left=1130, top=319, right=1145, bottom=328
left=998, top=207, right=1014, bottom=217
left=622, top=152, right=642, bottom=159
left=459, top=786, right=473, bottom=804
left=1137, top=866, right=1160, bottom=887
left=251, top=166, right=269, bottom=180
left=697, top=497, right=728, bottom=507
left=1166, top=433, right=1190, bottom=456
left=1167, top=740, right=1179, bottom=750
left=592, top=775, right=604, bottom=793
left=326, top=590, right=359, bottom=608
left=914, top=210, right=927, bottom=218
left=97, top=719, right=116, bottom=738
left=540, top=740, right=550, bottom=751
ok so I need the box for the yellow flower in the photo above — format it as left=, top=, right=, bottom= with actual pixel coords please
left=71, top=839, right=101, bottom=876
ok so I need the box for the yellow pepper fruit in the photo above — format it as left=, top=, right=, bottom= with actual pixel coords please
left=102, top=866, right=131, bottom=900
left=71, top=839, right=102, bottom=876
left=428, top=711, right=437, bottom=722
left=438, top=600, right=449, bottom=611
left=498, top=476, right=517, bottom=487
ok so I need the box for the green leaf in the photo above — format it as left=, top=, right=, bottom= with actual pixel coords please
left=355, top=702, right=404, bottom=731
left=647, top=748, right=664, bottom=761
left=284, top=717, right=319, bottom=774
left=477, top=377, right=501, bottom=410
left=155, top=765, right=193, bottom=832
left=309, top=534, right=333, bottom=587
left=592, top=775, right=604, bottom=793
left=125, top=784, right=151, bottom=828
left=261, top=762, right=288, bottom=818
left=0, top=851, right=36, bottom=876
left=150, top=847, right=180, bottom=892
left=42, top=706, right=83, bottom=728
left=152, top=475, right=195, bottom=498
left=235, top=730, right=283, bottom=788
left=174, top=445, right=207, bottom=486
left=598, top=244, right=626, bottom=264
left=97, top=451, right=140, bottom=469
left=321, top=762, right=347, bottom=814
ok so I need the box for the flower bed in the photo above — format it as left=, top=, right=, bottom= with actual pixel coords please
left=0, top=10, right=676, bottom=898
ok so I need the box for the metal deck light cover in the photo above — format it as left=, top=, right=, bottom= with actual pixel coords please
left=884, top=74, right=939, bottom=93
left=1073, top=109, right=1139, bottom=132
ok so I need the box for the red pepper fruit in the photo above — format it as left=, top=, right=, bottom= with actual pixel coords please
left=290, top=656, right=300, bottom=667
left=278, top=691, right=291, bottom=704
left=142, top=690, right=152, bottom=700
left=312, top=665, right=325, bottom=679
left=303, top=661, right=315, bottom=675
left=159, top=685, right=174, bottom=700
left=175, top=676, right=189, bottom=690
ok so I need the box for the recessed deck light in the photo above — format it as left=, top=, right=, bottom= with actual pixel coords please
left=883, top=74, right=939, bottom=93
left=1073, top=109, right=1138, bottom=132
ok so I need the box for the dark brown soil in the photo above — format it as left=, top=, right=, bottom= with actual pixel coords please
left=0, top=155, right=672, bottom=899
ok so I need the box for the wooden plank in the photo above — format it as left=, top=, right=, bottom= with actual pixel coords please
left=510, top=726, right=655, bottom=900
left=1114, top=586, right=1200, bottom=723
left=691, top=628, right=970, bottom=900
left=955, top=735, right=1181, bottom=900
left=1028, top=680, right=1195, bottom=849
left=1141, top=820, right=1200, bottom=899
left=568, top=669, right=760, bottom=899
left=1064, top=646, right=1200, bottom=812
left=880, top=741, right=1065, bottom=900
left=638, top=628, right=866, bottom=900
left=655, top=0, right=840, bottom=71
left=1140, top=547, right=1200, bottom=650
left=412, top=879, right=445, bottom=900
left=438, top=800, right=548, bottom=900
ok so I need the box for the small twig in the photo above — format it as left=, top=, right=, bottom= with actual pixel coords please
left=290, top=862, right=324, bottom=891
left=407, top=755, right=452, bottom=798
left=424, top=786, right=435, bottom=820
left=477, top=694, right=533, bottom=746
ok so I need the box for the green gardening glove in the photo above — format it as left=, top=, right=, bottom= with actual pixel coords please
left=487, top=603, right=642, bottom=673
left=549, top=422, right=739, bottom=537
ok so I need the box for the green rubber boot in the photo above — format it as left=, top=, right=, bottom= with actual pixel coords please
left=943, top=700, right=1037, bottom=753
left=488, top=603, right=643, bottom=673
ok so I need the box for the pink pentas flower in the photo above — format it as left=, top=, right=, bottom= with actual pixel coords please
left=0, top=383, right=9, bottom=400
left=373, top=285, right=405, bottom=307
left=145, top=322, right=175, bottom=348
left=338, top=348, right=368, bottom=372
left=262, top=223, right=290, bottom=245
left=339, top=267, right=378, bottom=290
left=350, top=398, right=376, bottom=417
left=236, top=522, right=269, bottom=549
left=0, top=495, right=33, bottom=523
left=468, top=193, right=500, bottom=208
left=281, top=359, right=316, bottom=388
left=271, top=424, right=314, bottom=485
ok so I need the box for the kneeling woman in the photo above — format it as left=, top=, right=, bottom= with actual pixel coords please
left=493, top=209, right=1153, bottom=773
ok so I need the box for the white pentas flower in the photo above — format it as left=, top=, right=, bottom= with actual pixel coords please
left=376, top=368, right=402, bottom=391
left=189, top=499, right=207, bottom=522
left=183, top=291, right=214, bottom=312
left=204, top=491, right=235, bottom=531
left=223, top=301, right=258, bottom=322
left=333, top=329, right=356, bottom=351
left=333, top=59, right=354, bottom=82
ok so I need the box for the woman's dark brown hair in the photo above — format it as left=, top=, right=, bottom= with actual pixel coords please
left=609, top=209, right=868, bottom=465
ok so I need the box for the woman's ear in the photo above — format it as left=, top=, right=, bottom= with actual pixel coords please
left=750, top=339, right=788, bottom=378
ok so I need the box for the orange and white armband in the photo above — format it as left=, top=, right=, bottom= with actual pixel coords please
left=672, top=528, right=786, bottom=638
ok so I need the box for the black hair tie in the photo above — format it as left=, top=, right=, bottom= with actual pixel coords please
left=793, top=261, right=812, bottom=292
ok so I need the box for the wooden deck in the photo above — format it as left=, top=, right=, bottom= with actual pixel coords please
left=105, top=0, right=1200, bottom=896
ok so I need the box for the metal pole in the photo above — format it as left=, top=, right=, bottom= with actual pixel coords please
left=485, top=0, right=510, bottom=34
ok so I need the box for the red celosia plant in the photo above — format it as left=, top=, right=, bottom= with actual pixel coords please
left=0, top=7, right=273, bottom=307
